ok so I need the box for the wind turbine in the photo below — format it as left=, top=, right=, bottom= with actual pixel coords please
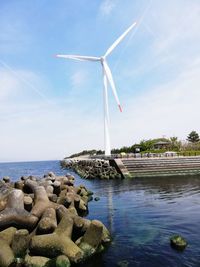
left=56, top=21, right=137, bottom=156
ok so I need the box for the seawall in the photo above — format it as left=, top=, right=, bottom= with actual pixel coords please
left=61, top=156, right=200, bottom=179
left=117, top=156, right=200, bottom=178
left=61, top=158, right=122, bottom=179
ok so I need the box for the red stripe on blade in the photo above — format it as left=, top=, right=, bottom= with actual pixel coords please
left=118, top=105, right=122, bottom=112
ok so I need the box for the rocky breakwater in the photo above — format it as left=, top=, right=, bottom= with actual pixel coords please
left=61, top=159, right=122, bottom=180
left=0, top=172, right=111, bottom=267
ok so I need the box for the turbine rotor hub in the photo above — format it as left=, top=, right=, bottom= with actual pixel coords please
left=100, top=56, right=105, bottom=63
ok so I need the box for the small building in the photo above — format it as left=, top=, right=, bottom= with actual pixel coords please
left=133, top=144, right=141, bottom=153
left=153, top=141, right=171, bottom=150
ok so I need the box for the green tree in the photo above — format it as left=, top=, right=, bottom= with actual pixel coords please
left=187, top=131, right=200, bottom=143
left=170, top=136, right=181, bottom=151
left=139, top=139, right=154, bottom=151
left=139, top=138, right=170, bottom=152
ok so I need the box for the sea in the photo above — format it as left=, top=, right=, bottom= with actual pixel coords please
left=0, top=160, right=200, bottom=267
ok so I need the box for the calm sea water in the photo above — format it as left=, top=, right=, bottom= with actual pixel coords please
left=0, top=160, right=200, bottom=267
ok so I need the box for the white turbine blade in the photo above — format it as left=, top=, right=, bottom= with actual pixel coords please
left=104, top=21, right=137, bottom=57
left=103, top=61, right=122, bottom=112
left=56, top=54, right=100, bottom=62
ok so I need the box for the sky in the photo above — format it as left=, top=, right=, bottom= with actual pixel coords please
left=0, top=0, right=200, bottom=162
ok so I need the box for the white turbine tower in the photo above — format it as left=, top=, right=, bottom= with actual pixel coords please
left=56, top=21, right=137, bottom=156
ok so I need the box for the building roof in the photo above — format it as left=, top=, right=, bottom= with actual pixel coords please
left=154, top=141, right=170, bottom=145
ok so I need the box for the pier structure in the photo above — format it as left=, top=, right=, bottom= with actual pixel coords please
left=111, top=156, right=200, bottom=178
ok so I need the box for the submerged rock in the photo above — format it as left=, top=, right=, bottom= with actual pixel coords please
left=117, top=260, right=129, bottom=267
left=170, top=235, right=187, bottom=251
left=55, top=255, right=71, bottom=267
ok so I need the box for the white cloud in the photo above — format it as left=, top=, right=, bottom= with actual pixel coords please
left=99, top=0, right=116, bottom=16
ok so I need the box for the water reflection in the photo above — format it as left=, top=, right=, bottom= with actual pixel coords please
left=107, top=183, right=114, bottom=233
left=92, top=176, right=200, bottom=201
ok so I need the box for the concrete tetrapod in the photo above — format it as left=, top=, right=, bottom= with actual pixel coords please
left=30, top=214, right=84, bottom=263
left=24, top=254, right=71, bottom=267
left=0, top=189, right=38, bottom=230
left=0, top=238, right=15, bottom=267
left=0, top=172, right=111, bottom=266
left=57, top=205, right=111, bottom=244
left=0, top=227, right=16, bottom=267
left=56, top=205, right=91, bottom=234
left=77, top=220, right=103, bottom=258
left=11, top=229, right=30, bottom=258
left=24, top=255, right=50, bottom=267
left=24, top=196, right=33, bottom=212
left=37, top=207, right=57, bottom=234
left=0, top=182, right=13, bottom=211
left=25, top=179, right=59, bottom=218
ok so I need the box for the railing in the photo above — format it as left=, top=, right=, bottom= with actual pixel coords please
left=90, top=152, right=200, bottom=160
left=90, top=153, right=171, bottom=160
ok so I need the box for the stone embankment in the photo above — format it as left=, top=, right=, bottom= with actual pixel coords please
left=61, top=159, right=122, bottom=180
left=0, top=172, right=111, bottom=267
